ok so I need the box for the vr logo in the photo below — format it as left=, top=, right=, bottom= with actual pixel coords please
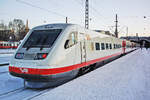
left=20, top=68, right=28, bottom=73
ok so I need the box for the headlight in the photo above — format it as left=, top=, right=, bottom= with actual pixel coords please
left=15, top=53, right=24, bottom=59
left=36, top=53, right=48, bottom=60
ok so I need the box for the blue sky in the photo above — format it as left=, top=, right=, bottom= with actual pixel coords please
left=0, top=0, right=150, bottom=37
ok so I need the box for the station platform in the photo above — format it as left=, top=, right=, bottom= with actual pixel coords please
left=31, top=49, right=150, bottom=100
left=0, top=49, right=15, bottom=66
left=0, top=55, right=12, bottom=66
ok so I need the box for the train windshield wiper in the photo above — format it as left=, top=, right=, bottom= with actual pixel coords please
left=40, top=36, right=48, bottom=50
left=26, top=43, right=32, bottom=50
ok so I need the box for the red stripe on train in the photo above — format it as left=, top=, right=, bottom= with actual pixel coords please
left=9, top=52, right=121, bottom=75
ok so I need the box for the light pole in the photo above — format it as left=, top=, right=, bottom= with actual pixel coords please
left=9, top=36, right=12, bottom=49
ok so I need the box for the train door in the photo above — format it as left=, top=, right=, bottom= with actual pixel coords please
left=79, top=33, right=86, bottom=63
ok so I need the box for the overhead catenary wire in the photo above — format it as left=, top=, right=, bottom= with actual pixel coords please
left=17, top=0, right=111, bottom=29
left=90, top=1, right=115, bottom=25
left=90, top=1, right=131, bottom=34
left=16, top=0, right=66, bottom=18
left=89, top=0, right=117, bottom=29
left=16, top=0, right=84, bottom=24
left=82, top=0, right=124, bottom=34
left=16, top=0, right=123, bottom=32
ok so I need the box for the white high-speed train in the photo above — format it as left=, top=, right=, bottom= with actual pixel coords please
left=9, top=23, right=136, bottom=88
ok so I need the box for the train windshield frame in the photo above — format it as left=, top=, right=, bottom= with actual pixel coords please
left=23, top=29, right=62, bottom=49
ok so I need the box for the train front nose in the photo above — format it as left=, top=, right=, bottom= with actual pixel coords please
left=9, top=65, right=53, bottom=81
left=9, top=65, right=70, bottom=88
left=9, top=66, right=56, bottom=88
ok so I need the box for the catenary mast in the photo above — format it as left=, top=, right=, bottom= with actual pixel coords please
left=85, top=0, right=89, bottom=29
left=115, top=14, right=118, bottom=38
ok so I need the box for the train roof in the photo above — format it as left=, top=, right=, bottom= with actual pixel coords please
left=33, top=23, right=75, bottom=30
left=31, top=23, right=127, bottom=41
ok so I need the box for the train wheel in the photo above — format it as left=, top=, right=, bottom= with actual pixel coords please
left=77, top=68, right=84, bottom=76
left=89, top=63, right=96, bottom=71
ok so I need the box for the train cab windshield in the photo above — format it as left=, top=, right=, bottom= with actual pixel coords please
left=23, top=29, right=62, bottom=50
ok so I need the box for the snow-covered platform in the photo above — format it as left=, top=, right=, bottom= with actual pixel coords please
left=0, top=49, right=16, bottom=54
left=0, top=54, right=13, bottom=65
left=31, top=49, right=150, bottom=100
left=0, top=49, right=15, bottom=65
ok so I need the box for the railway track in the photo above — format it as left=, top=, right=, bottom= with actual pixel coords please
left=0, top=87, right=25, bottom=97
left=0, top=63, right=9, bottom=66
left=0, top=65, right=9, bottom=75
left=0, top=71, right=8, bottom=74
left=25, top=88, right=53, bottom=100
left=0, top=86, right=53, bottom=100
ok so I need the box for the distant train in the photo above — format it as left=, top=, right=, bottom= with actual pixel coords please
left=9, top=23, right=137, bottom=88
left=0, top=41, right=19, bottom=49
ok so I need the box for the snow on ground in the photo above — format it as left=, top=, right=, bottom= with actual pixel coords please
left=0, top=65, right=24, bottom=97
left=0, top=65, right=51, bottom=100
left=31, top=49, right=150, bottom=100
left=0, top=72, right=24, bottom=96
left=0, top=49, right=16, bottom=54
left=0, top=65, right=8, bottom=73
left=0, top=49, right=15, bottom=64
left=0, top=54, right=13, bottom=64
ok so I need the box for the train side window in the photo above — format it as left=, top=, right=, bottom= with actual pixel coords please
left=115, top=44, right=117, bottom=49
left=117, top=44, right=120, bottom=48
left=64, top=32, right=78, bottom=49
left=114, top=44, right=115, bottom=49
left=116, top=44, right=118, bottom=48
left=118, top=44, right=120, bottom=48
left=95, top=43, right=100, bottom=50
left=64, top=40, right=69, bottom=49
left=101, top=43, right=105, bottom=50
left=109, top=44, right=112, bottom=49
left=106, top=43, right=109, bottom=49
left=119, top=44, right=121, bottom=48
